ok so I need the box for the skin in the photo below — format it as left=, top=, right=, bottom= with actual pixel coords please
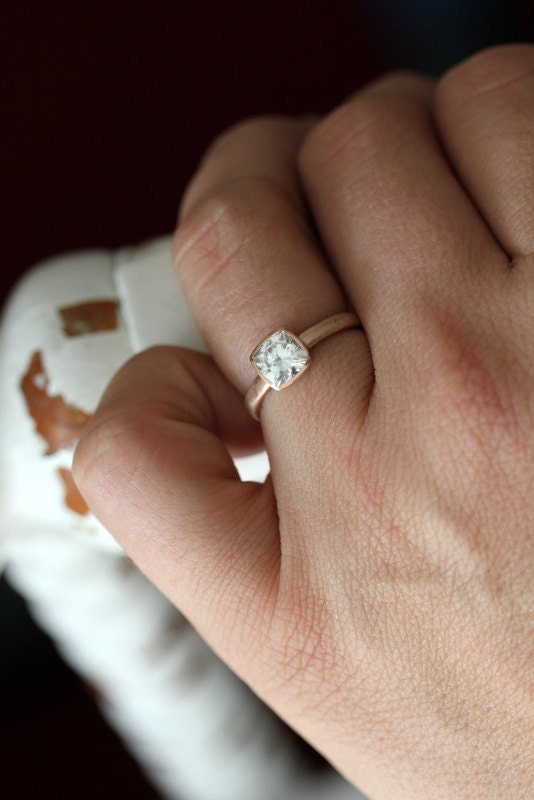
left=73, top=44, right=534, bottom=799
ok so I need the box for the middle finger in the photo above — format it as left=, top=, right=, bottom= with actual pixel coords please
left=299, top=73, right=509, bottom=390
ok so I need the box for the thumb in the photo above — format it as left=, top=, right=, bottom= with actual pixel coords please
left=72, top=345, right=281, bottom=665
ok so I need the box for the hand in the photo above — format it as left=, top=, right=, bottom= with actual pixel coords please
left=73, top=45, right=534, bottom=799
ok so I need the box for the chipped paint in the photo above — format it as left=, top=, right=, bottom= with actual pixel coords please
left=59, top=299, right=119, bottom=337
left=57, top=467, right=90, bottom=516
left=20, top=351, right=92, bottom=454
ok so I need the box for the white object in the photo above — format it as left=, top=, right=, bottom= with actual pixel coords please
left=0, top=237, right=365, bottom=800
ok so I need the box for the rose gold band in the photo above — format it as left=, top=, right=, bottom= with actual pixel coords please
left=245, top=312, right=360, bottom=420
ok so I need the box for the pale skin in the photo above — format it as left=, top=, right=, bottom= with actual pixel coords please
left=73, top=44, right=534, bottom=799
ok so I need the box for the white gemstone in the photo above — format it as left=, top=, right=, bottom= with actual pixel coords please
left=251, top=329, right=309, bottom=390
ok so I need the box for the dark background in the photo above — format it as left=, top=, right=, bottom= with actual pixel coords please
left=1, top=2, right=532, bottom=798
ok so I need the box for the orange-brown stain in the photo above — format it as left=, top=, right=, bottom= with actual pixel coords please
left=20, top=351, right=92, bottom=455
left=57, top=467, right=90, bottom=516
left=59, top=299, right=119, bottom=337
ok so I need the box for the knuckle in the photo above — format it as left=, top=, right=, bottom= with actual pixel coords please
left=173, top=174, right=290, bottom=296
left=73, top=347, right=172, bottom=495
left=300, top=73, right=429, bottom=174
left=173, top=182, right=251, bottom=293
left=208, top=113, right=298, bottom=154
left=299, top=97, right=387, bottom=173
left=437, top=43, right=534, bottom=107
left=73, top=406, right=141, bottom=503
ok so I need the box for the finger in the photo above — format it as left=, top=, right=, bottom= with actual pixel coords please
left=172, top=117, right=373, bottom=533
left=179, top=114, right=318, bottom=222
left=72, top=346, right=280, bottom=668
left=435, top=44, right=534, bottom=258
left=298, top=72, right=509, bottom=391
left=173, top=116, right=368, bottom=394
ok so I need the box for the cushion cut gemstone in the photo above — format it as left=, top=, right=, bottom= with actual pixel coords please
left=251, top=329, right=310, bottom=390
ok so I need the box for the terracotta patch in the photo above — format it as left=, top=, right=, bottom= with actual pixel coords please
left=57, top=467, right=90, bottom=516
left=20, top=351, right=92, bottom=454
left=59, top=299, right=119, bottom=337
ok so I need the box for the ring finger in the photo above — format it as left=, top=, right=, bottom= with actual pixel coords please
left=172, top=116, right=373, bottom=477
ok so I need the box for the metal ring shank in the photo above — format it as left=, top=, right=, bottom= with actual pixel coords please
left=245, top=312, right=360, bottom=420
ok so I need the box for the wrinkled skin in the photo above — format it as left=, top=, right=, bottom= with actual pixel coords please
left=74, top=45, right=534, bottom=799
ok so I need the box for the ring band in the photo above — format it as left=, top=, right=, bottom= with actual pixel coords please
left=245, top=312, right=360, bottom=420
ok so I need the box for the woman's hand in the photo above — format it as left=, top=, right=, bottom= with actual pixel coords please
left=73, top=44, right=534, bottom=799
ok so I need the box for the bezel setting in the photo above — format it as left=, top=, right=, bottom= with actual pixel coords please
left=250, top=328, right=310, bottom=390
